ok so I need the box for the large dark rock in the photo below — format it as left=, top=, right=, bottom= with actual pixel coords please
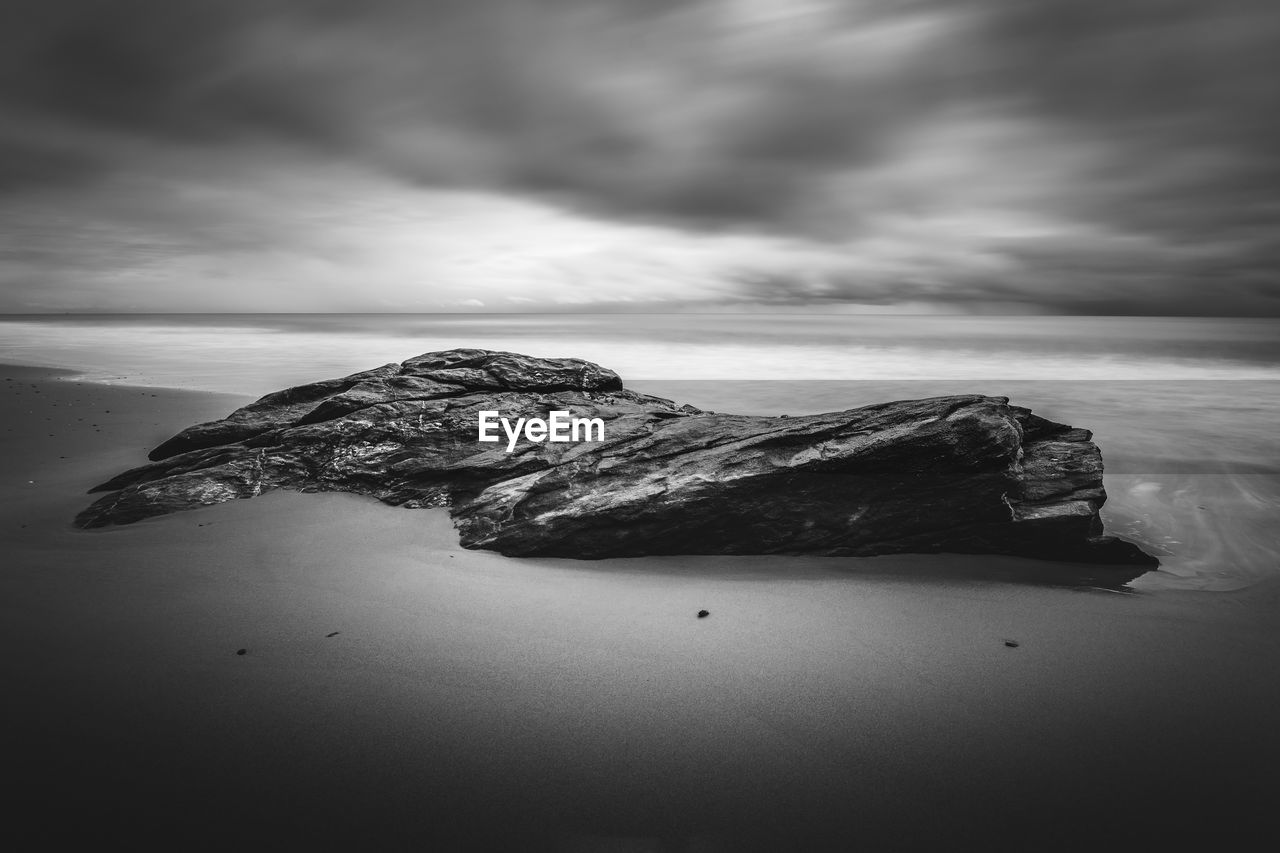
left=76, top=349, right=1157, bottom=574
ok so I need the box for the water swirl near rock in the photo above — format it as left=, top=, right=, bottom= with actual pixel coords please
left=75, top=349, right=1157, bottom=577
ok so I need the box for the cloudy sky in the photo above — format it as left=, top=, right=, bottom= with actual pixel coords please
left=2, top=0, right=1278, bottom=314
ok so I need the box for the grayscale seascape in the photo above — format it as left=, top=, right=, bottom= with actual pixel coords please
left=4, top=2, right=1279, bottom=849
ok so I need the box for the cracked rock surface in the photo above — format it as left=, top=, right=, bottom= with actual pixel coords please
left=76, top=349, right=1157, bottom=573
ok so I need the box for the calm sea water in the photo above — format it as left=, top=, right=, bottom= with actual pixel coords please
left=3, top=313, right=1278, bottom=590
left=4, top=313, right=1280, bottom=389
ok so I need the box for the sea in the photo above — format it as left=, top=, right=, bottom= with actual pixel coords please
left=3, top=313, right=1278, bottom=590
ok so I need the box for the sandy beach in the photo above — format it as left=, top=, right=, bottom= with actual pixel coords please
left=5, top=363, right=1280, bottom=851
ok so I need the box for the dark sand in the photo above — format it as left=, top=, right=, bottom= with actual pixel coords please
left=4, top=365, right=1280, bottom=851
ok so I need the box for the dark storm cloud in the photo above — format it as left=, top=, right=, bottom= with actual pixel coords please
left=966, top=0, right=1280, bottom=229
left=3, top=0, right=367, bottom=152
left=2, top=0, right=1279, bottom=313
left=0, top=135, right=102, bottom=192
left=1, top=0, right=951, bottom=215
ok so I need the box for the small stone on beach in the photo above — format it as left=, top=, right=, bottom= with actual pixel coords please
left=235, top=648, right=247, bottom=656
left=1004, top=640, right=1019, bottom=648
left=697, top=610, right=709, bottom=618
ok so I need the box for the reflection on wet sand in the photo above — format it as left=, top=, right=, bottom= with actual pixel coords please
left=1107, top=473, right=1280, bottom=591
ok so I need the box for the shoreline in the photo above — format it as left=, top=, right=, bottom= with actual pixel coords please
left=11, top=357, right=1275, bottom=592
left=5, top=361, right=1280, bottom=848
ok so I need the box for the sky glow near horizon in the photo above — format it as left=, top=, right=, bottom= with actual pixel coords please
left=1, top=0, right=1278, bottom=314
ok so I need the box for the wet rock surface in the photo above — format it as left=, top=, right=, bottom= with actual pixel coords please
left=76, top=349, right=1157, bottom=574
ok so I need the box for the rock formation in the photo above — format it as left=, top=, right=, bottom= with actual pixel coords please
left=76, top=349, right=1157, bottom=573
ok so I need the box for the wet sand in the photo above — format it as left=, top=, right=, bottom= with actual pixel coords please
left=4, top=364, right=1280, bottom=850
